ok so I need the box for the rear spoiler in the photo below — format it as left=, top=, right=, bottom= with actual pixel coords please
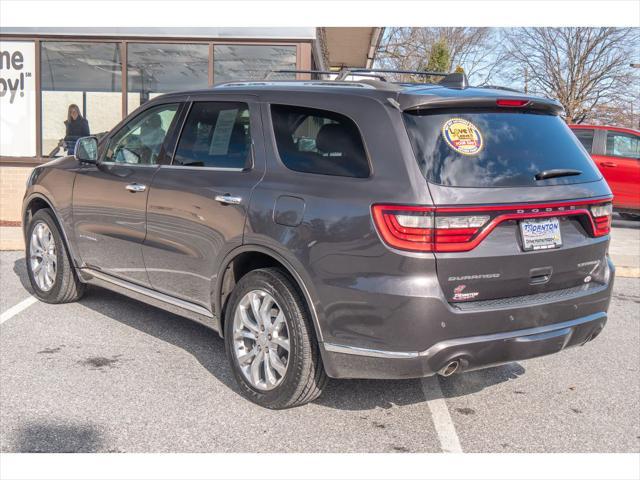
left=400, top=95, right=564, bottom=116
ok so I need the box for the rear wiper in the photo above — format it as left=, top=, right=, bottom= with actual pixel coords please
left=535, top=169, right=582, bottom=180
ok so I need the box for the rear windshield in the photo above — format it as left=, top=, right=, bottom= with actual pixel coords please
left=403, top=110, right=602, bottom=187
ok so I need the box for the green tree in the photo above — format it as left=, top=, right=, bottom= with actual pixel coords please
left=426, top=39, right=451, bottom=72
left=423, top=39, right=450, bottom=83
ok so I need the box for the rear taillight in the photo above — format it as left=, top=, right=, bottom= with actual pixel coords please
left=372, top=199, right=613, bottom=253
left=371, top=205, right=489, bottom=252
left=590, top=203, right=612, bottom=236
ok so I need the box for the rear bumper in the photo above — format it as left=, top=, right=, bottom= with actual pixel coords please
left=321, top=311, right=607, bottom=379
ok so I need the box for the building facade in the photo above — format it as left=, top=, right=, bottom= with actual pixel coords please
left=0, top=27, right=382, bottom=233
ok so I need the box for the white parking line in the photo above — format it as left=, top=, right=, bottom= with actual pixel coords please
left=0, top=296, right=38, bottom=325
left=421, top=376, right=463, bottom=453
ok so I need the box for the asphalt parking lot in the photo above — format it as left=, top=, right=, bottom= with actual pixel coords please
left=1, top=248, right=639, bottom=453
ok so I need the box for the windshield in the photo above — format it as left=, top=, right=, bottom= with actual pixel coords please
left=403, top=110, right=602, bottom=188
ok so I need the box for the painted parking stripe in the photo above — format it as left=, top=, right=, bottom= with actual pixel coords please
left=421, top=377, right=463, bottom=453
left=0, top=296, right=38, bottom=325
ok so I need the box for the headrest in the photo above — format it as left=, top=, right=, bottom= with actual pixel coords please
left=144, top=114, right=162, bottom=129
left=316, top=123, right=358, bottom=155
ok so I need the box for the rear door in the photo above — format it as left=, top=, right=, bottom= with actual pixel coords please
left=598, top=130, right=640, bottom=211
left=142, top=96, right=264, bottom=308
left=403, top=109, right=612, bottom=303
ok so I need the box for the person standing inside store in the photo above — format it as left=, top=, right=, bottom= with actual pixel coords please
left=63, top=104, right=90, bottom=155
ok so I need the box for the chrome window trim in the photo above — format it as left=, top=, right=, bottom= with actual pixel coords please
left=160, top=165, right=246, bottom=172
left=98, top=162, right=160, bottom=168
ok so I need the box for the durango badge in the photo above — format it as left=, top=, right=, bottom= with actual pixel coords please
left=442, top=118, right=483, bottom=155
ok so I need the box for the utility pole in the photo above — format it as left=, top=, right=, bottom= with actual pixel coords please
left=524, top=67, right=528, bottom=93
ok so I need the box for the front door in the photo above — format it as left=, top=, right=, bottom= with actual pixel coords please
left=72, top=102, right=180, bottom=286
left=142, top=98, right=264, bottom=308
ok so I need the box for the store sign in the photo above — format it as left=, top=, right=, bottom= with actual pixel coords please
left=0, top=41, right=36, bottom=157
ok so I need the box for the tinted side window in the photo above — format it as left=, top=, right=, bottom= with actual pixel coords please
left=271, top=105, right=370, bottom=178
left=105, top=103, right=179, bottom=165
left=606, top=131, right=640, bottom=159
left=173, top=102, right=252, bottom=169
left=572, top=129, right=594, bottom=153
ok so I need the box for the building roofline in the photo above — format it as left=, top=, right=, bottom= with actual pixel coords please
left=0, top=27, right=317, bottom=40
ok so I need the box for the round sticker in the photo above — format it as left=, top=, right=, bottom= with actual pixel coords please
left=442, top=118, right=483, bottom=155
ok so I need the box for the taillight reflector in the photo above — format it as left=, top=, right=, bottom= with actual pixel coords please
left=372, top=205, right=488, bottom=252
left=590, top=203, right=613, bottom=237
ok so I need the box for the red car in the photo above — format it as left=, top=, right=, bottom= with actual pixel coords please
left=570, top=124, right=640, bottom=219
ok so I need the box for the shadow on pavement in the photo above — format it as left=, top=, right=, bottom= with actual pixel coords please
left=315, top=363, right=525, bottom=411
left=12, top=255, right=33, bottom=293
left=11, top=256, right=525, bottom=412
left=12, top=421, right=105, bottom=453
left=437, top=363, right=526, bottom=399
left=79, top=286, right=241, bottom=394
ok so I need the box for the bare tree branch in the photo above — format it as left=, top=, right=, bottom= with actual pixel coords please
left=505, top=27, right=639, bottom=124
left=375, top=27, right=506, bottom=85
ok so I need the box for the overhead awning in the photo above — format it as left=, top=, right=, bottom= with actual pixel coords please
left=321, top=27, right=383, bottom=69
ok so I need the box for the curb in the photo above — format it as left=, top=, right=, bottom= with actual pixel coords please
left=615, top=266, right=640, bottom=279
left=0, top=227, right=24, bottom=251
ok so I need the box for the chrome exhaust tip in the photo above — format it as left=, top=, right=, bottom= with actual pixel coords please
left=438, top=360, right=460, bottom=377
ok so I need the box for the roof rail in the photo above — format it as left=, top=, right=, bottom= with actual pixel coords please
left=267, top=69, right=388, bottom=81
left=266, top=67, right=469, bottom=88
left=264, top=69, right=333, bottom=80
left=337, top=68, right=446, bottom=80
left=336, top=68, right=469, bottom=89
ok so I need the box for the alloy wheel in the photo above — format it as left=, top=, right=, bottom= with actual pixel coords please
left=232, top=289, right=290, bottom=390
left=29, top=222, right=57, bottom=292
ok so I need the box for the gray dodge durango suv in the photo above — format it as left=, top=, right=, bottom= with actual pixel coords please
left=22, top=70, right=615, bottom=409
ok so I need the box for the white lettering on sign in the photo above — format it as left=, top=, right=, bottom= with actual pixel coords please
left=0, top=41, right=36, bottom=157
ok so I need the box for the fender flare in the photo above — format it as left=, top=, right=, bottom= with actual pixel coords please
left=215, top=243, right=324, bottom=343
left=23, top=192, right=82, bottom=268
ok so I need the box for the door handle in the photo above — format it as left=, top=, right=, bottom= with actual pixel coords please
left=599, top=161, right=617, bottom=167
left=125, top=183, right=147, bottom=193
left=214, top=194, right=242, bottom=205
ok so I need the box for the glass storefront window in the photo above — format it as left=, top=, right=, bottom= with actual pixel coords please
left=41, top=42, right=122, bottom=156
left=127, top=43, right=209, bottom=112
left=213, top=45, right=296, bottom=84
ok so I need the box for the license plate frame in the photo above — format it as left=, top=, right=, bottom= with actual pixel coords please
left=519, top=217, right=562, bottom=251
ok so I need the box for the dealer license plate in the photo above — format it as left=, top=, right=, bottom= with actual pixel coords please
left=520, top=217, right=562, bottom=251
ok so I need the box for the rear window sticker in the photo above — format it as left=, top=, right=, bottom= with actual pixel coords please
left=442, top=118, right=484, bottom=155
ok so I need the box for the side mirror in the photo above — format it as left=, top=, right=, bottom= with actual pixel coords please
left=75, top=136, right=98, bottom=164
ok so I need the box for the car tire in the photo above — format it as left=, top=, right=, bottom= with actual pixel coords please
left=619, top=212, right=640, bottom=221
left=224, top=267, right=327, bottom=409
left=25, top=209, right=85, bottom=303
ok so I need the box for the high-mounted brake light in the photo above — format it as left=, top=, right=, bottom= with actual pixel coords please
left=372, top=199, right=613, bottom=253
left=496, top=99, right=530, bottom=107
